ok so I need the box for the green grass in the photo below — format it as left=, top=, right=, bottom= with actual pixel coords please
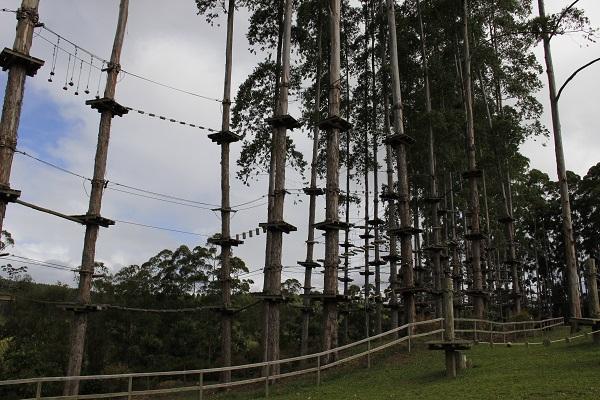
left=207, top=327, right=600, bottom=400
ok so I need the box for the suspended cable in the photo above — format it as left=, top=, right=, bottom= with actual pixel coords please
left=113, top=219, right=211, bottom=237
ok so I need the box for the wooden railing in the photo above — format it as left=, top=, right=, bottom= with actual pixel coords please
left=455, top=317, right=565, bottom=343
left=0, top=318, right=444, bottom=400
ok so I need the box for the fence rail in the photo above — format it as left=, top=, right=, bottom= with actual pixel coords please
left=0, top=318, right=445, bottom=400
left=455, top=317, right=565, bottom=343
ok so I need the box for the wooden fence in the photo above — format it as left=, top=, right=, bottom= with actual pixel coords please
left=455, top=317, right=565, bottom=344
left=0, top=318, right=445, bottom=400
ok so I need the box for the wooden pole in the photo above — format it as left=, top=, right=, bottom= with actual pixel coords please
left=362, top=1, right=371, bottom=340
left=64, top=0, right=129, bottom=395
left=537, top=0, right=581, bottom=319
left=263, top=0, right=294, bottom=372
left=379, top=12, right=399, bottom=331
left=416, top=0, right=443, bottom=319
left=301, top=8, right=323, bottom=357
left=218, top=0, right=236, bottom=383
left=0, top=0, right=42, bottom=235
left=370, top=0, right=382, bottom=336
left=385, top=0, right=415, bottom=327
left=322, top=0, right=342, bottom=358
left=584, top=259, right=600, bottom=344
left=461, top=0, right=484, bottom=319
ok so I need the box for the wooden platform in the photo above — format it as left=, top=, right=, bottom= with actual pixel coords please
left=317, top=115, right=353, bottom=132
left=207, top=130, right=242, bottom=144
left=0, top=47, right=44, bottom=76
left=383, top=133, right=415, bottom=147
left=86, top=97, right=129, bottom=117
left=266, top=114, right=302, bottom=130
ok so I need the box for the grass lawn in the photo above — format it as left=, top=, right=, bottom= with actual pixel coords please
left=208, top=327, right=600, bottom=400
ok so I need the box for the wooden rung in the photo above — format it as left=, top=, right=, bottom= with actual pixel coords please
left=0, top=186, right=21, bottom=203
left=368, top=260, right=387, bottom=266
left=359, top=271, right=375, bottom=276
left=339, top=243, right=356, bottom=248
left=259, top=220, right=297, bottom=233
left=383, top=133, right=416, bottom=147
left=70, top=214, right=115, bottom=228
left=266, top=114, right=302, bottom=130
left=207, top=236, right=244, bottom=247
left=317, top=115, right=353, bottom=132
left=208, top=130, right=242, bottom=144
left=359, top=234, right=374, bottom=239
left=0, top=47, right=44, bottom=76
left=86, top=97, right=129, bottom=117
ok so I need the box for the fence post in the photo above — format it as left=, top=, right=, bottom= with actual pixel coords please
left=408, top=326, right=412, bottom=353
left=127, top=376, right=133, bottom=400
left=197, top=372, right=203, bottom=400
left=474, top=321, right=478, bottom=341
left=367, top=338, right=371, bottom=368
left=265, top=362, right=271, bottom=398
left=316, top=356, right=321, bottom=386
left=35, top=381, right=42, bottom=400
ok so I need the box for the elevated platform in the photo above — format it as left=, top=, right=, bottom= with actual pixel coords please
left=207, top=236, right=244, bottom=247
left=0, top=47, right=44, bottom=76
left=314, top=219, right=351, bottom=231
left=266, top=114, right=301, bottom=130
left=302, top=187, right=325, bottom=196
left=208, top=130, right=242, bottom=144
left=259, top=221, right=297, bottom=233
left=86, top=97, right=129, bottom=117
left=70, top=214, right=115, bottom=228
left=383, top=133, right=415, bottom=147
left=317, top=115, right=353, bottom=132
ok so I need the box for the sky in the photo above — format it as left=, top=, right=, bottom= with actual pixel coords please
left=0, top=0, right=598, bottom=292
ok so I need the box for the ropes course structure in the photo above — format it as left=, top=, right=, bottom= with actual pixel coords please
left=0, top=0, right=599, bottom=397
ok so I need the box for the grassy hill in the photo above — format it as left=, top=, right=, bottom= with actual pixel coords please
left=213, top=327, right=600, bottom=400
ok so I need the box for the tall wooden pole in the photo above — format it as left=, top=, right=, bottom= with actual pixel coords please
left=537, top=0, right=581, bottom=319
left=362, top=1, right=371, bottom=340
left=369, top=0, right=383, bottom=335
left=262, top=0, right=295, bottom=371
left=461, top=0, right=484, bottom=319
left=218, top=0, right=237, bottom=383
left=321, top=0, right=343, bottom=357
left=378, top=6, right=399, bottom=331
left=416, top=0, right=442, bottom=318
left=64, top=1, right=129, bottom=395
left=0, top=0, right=43, bottom=235
left=300, top=9, right=323, bottom=357
left=385, top=0, right=416, bottom=326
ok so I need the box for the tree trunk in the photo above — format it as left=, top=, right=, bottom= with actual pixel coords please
left=322, top=0, right=342, bottom=359
left=461, top=0, right=484, bottom=319
left=263, top=0, right=294, bottom=373
left=385, top=0, right=415, bottom=327
left=537, top=0, right=581, bottom=319
left=379, top=17, right=399, bottom=331
left=64, top=1, right=129, bottom=396
left=301, top=8, right=323, bottom=357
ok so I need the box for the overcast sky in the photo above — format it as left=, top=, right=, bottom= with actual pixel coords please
left=0, top=0, right=598, bottom=291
